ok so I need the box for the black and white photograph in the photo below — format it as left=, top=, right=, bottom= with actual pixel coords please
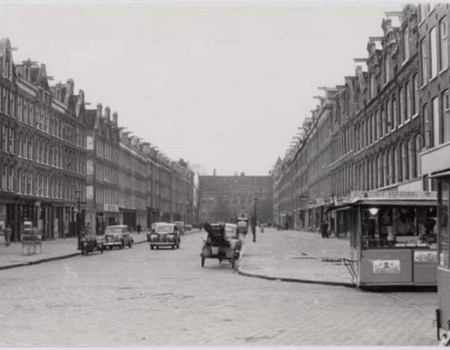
left=0, top=0, right=449, bottom=348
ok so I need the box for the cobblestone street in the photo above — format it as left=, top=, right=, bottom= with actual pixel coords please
left=0, top=231, right=439, bottom=347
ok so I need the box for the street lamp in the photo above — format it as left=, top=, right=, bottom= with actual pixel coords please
left=76, top=188, right=82, bottom=249
left=253, top=197, right=259, bottom=242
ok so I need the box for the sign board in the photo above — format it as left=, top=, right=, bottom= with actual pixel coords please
left=350, top=191, right=437, bottom=201
left=104, top=204, right=119, bottom=213
left=372, top=260, right=401, bottom=274
left=86, top=186, right=94, bottom=200
left=87, top=160, right=94, bottom=175
left=414, top=250, right=438, bottom=263
left=87, top=136, right=94, bottom=150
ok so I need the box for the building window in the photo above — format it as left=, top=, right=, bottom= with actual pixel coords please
left=385, top=100, right=390, bottom=134
left=424, top=103, right=432, bottom=148
left=391, top=148, right=396, bottom=184
left=370, top=74, right=375, bottom=99
left=443, top=90, right=450, bottom=142
left=416, top=134, right=422, bottom=177
left=413, top=74, right=419, bottom=116
left=405, top=81, right=411, bottom=120
left=433, top=96, right=440, bottom=145
left=421, top=38, right=428, bottom=84
left=430, top=27, right=438, bottom=79
left=384, top=54, right=390, bottom=84
left=397, top=145, right=403, bottom=182
left=403, top=26, right=409, bottom=62
left=392, top=96, right=397, bottom=129
left=386, top=150, right=391, bottom=186
left=408, top=138, right=414, bottom=179
left=399, top=87, right=405, bottom=124
left=440, top=17, right=448, bottom=71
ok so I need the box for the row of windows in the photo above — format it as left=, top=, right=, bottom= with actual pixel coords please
left=421, top=16, right=448, bottom=85
left=94, top=187, right=146, bottom=210
left=424, top=90, right=450, bottom=148
left=1, top=86, right=86, bottom=149
left=0, top=164, right=85, bottom=201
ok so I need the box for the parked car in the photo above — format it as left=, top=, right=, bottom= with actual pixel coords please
left=148, top=223, right=181, bottom=250
left=174, top=221, right=185, bottom=235
left=237, top=220, right=248, bottom=235
left=104, top=225, right=133, bottom=250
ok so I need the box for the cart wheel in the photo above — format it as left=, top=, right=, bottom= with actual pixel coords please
left=201, top=256, right=205, bottom=267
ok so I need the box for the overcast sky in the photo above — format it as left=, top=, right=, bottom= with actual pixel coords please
left=0, top=3, right=400, bottom=175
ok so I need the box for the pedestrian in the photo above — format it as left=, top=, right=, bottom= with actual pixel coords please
left=85, top=222, right=92, bottom=236
left=260, top=223, right=264, bottom=233
left=4, top=225, right=12, bottom=247
left=251, top=220, right=256, bottom=242
left=137, top=224, right=142, bottom=234
left=320, top=220, right=329, bottom=239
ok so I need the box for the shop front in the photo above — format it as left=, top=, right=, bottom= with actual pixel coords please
left=339, top=191, right=438, bottom=288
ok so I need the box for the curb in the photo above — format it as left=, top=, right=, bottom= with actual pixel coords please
left=0, top=231, right=201, bottom=271
left=236, top=241, right=355, bottom=289
left=0, top=253, right=81, bottom=271
left=235, top=268, right=355, bottom=288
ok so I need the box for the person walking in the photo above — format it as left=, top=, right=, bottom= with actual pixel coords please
left=4, top=225, right=12, bottom=247
left=251, top=220, right=256, bottom=243
left=320, top=220, right=329, bottom=239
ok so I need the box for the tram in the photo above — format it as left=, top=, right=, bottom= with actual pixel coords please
left=430, top=171, right=450, bottom=343
left=335, top=191, right=438, bottom=288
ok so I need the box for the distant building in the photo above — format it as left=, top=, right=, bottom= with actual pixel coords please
left=199, top=174, right=273, bottom=223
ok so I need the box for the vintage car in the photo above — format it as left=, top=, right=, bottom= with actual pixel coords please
left=104, top=225, right=133, bottom=250
left=174, top=221, right=185, bottom=235
left=148, top=223, right=181, bottom=250
left=201, top=223, right=241, bottom=269
left=237, top=220, right=248, bottom=235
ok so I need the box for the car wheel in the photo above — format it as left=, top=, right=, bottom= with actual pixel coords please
left=201, top=256, right=205, bottom=267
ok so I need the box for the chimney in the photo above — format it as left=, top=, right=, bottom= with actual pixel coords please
left=142, top=142, right=151, bottom=154
left=105, top=106, right=111, bottom=121
left=96, top=103, right=102, bottom=119
left=112, top=112, right=118, bottom=126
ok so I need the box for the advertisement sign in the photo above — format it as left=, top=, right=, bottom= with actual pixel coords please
left=350, top=191, right=437, bottom=200
left=414, top=251, right=438, bottom=263
left=373, top=260, right=401, bottom=274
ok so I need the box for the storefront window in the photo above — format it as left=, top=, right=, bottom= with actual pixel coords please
left=438, top=181, right=449, bottom=267
left=361, top=206, right=437, bottom=249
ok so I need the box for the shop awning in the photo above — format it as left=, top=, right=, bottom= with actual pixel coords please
left=430, top=169, right=450, bottom=179
left=349, top=199, right=437, bottom=207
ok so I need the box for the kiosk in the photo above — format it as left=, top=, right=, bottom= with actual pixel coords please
left=430, top=171, right=450, bottom=342
left=337, top=191, right=438, bottom=288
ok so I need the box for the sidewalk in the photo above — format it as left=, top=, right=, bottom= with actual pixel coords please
left=237, top=227, right=354, bottom=287
left=0, top=230, right=199, bottom=271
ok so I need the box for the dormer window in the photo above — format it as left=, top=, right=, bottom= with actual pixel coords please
left=25, top=66, right=30, bottom=81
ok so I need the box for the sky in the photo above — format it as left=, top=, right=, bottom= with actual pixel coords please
left=0, top=2, right=401, bottom=176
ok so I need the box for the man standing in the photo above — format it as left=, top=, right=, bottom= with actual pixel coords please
left=4, top=225, right=12, bottom=247
left=320, top=220, right=329, bottom=239
left=251, top=219, right=256, bottom=243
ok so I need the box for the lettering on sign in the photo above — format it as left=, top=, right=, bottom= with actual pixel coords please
left=372, top=260, right=401, bottom=274
left=350, top=191, right=437, bottom=200
left=414, top=251, right=438, bottom=263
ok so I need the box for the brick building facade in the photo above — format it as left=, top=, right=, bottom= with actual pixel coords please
left=199, top=174, right=273, bottom=224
